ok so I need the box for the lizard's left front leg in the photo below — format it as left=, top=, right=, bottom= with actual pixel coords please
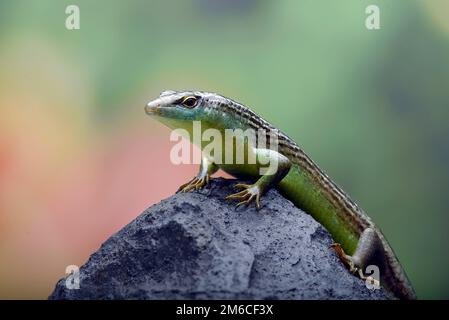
left=225, top=149, right=291, bottom=209
left=177, top=156, right=218, bottom=193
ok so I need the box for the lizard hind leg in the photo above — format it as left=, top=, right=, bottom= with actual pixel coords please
left=331, top=228, right=383, bottom=281
left=330, top=243, right=358, bottom=274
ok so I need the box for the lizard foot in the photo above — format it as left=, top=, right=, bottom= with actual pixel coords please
left=330, top=243, right=357, bottom=273
left=225, top=183, right=261, bottom=209
left=177, top=175, right=210, bottom=193
left=330, top=243, right=380, bottom=286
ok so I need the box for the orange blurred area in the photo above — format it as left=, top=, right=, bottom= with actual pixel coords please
left=0, top=127, right=201, bottom=299
left=0, top=39, right=203, bottom=298
left=0, top=106, right=202, bottom=298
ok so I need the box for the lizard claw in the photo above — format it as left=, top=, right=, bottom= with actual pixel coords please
left=177, top=175, right=209, bottom=193
left=225, top=184, right=261, bottom=209
left=331, top=243, right=357, bottom=274
left=233, top=183, right=251, bottom=190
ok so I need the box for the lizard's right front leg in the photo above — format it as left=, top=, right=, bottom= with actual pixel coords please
left=177, top=156, right=218, bottom=193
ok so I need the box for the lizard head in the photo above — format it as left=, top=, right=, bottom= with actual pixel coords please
left=145, top=90, right=245, bottom=132
left=145, top=90, right=205, bottom=130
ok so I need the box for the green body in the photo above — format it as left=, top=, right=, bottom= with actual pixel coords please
left=278, top=165, right=359, bottom=254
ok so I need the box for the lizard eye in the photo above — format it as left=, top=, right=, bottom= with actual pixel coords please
left=181, top=96, right=198, bottom=108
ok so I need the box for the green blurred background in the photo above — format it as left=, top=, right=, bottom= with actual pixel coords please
left=0, top=0, right=448, bottom=299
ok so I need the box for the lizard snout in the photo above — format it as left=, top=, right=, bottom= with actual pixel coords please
left=145, top=99, right=161, bottom=115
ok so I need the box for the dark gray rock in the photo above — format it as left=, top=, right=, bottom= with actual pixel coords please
left=49, top=178, right=391, bottom=300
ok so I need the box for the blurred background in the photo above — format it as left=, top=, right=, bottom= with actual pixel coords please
left=0, top=0, right=448, bottom=299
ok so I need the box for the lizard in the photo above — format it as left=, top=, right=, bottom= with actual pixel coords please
left=144, top=90, right=417, bottom=300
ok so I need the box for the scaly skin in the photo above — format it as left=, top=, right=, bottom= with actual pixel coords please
left=145, top=90, right=417, bottom=299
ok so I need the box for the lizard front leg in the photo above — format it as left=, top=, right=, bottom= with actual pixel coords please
left=177, top=156, right=218, bottom=193
left=225, top=149, right=291, bottom=209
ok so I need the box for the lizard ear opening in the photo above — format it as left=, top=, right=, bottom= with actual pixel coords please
left=181, top=96, right=198, bottom=109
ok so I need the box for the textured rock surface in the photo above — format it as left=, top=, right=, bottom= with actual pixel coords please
left=49, top=178, right=390, bottom=300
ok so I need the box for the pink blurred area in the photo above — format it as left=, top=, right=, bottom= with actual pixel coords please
left=0, top=116, right=223, bottom=298
left=0, top=121, right=203, bottom=298
left=0, top=40, right=234, bottom=298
